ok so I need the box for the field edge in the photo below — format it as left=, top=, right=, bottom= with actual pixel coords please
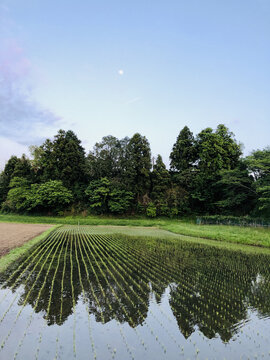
left=0, top=225, right=61, bottom=273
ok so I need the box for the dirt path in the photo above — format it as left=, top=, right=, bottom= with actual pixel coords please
left=0, top=223, right=53, bottom=257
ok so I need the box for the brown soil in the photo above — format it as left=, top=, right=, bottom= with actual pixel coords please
left=0, top=223, right=53, bottom=257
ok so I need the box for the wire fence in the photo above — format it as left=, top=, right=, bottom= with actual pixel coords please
left=196, top=216, right=270, bottom=228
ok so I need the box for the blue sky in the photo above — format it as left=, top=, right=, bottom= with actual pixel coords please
left=0, top=0, right=269, bottom=168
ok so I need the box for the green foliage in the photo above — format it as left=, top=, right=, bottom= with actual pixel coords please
left=28, top=180, right=73, bottom=211
left=196, top=124, right=242, bottom=174
left=0, top=156, right=31, bottom=205
left=0, top=126, right=269, bottom=218
left=35, top=130, right=87, bottom=194
left=146, top=202, right=157, bottom=217
left=170, top=126, right=197, bottom=172
left=124, top=133, right=152, bottom=197
left=246, top=148, right=270, bottom=216
left=215, top=161, right=256, bottom=215
left=85, top=178, right=111, bottom=214
left=3, top=177, right=31, bottom=212
left=151, top=155, right=170, bottom=202
left=86, top=135, right=129, bottom=180
left=2, top=178, right=72, bottom=213
left=108, top=189, right=134, bottom=214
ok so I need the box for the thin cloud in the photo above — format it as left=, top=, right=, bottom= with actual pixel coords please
left=0, top=38, right=60, bottom=145
left=125, top=97, right=141, bottom=105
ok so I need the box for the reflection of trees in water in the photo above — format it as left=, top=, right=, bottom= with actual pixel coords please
left=1, top=233, right=270, bottom=342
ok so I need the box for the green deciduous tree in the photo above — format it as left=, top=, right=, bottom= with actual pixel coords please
left=192, top=124, right=242, bottom=213
left=86, top=135, right=129, bottom=180
left=108, top=188, right=134, bottom=214
left=85, top=177, right=111, bottom=214
left=3, top=177, right=31, bottom=212
left=246, top=148, right=270, bottom=216
left=28, top=180, right=73, bottom=212
left=215, top=161, right=256, bottom=215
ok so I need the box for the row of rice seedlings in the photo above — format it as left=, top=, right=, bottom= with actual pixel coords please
left=78, top=232, right=137, bottom=359
left=70, top=228, right=77, bottom=359
left=77, top=237, right=105, bottom=323
left=34, top=230, right=67, bottom=360
left=73, top=232, right=97, bottom=360
left=0, top=230, right=58, bottom=306
left=113, top=236, right=254, bottom=344
left=79, top=231, right=139, bottom=359
left=91, top=228, right=270, bottom=345
left=0, top=229, right=63, bottom=326
left=78, top=230, right=136, bottom=360
left=90, top=234, right=180, bottom=350
left=83, top=232, right=178, bottom=330
left=12, top=229, right=68, bottom=359
left=0, top=229, right=66, bottom=352
left=94, top=232, right=243, bottom=338
left=82, top=231, right=167, bottom=354
left=54, top=230, right=70, bottom=360
left=92, top=234, right=177, bottom=326
left=0, top=229, right=57, bottom=291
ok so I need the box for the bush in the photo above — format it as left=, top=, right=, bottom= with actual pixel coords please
left=146, top=202, right=157, bottom=217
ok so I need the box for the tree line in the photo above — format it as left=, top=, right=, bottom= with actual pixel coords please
left=0, top=125, right=269, bottom=217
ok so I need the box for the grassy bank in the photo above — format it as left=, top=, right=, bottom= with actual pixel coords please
left=0, top=225, right=60, bottom=273
left=0, top=213, right=270, bottom=248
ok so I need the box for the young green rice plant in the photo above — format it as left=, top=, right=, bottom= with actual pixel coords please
left=82, top=232, right=167, bottom=354
left=90, top=233, right=178, bottom=352
left=12, top=229, right=68, bottom=359
left=0, top=229, right=59, bottom=306
left=34, top=230, right=67, bottom=360
left=74, top=232, right=96, bottom=360
left=13, top=230, right=67, bottom=360
left=0, top=229, right=63, bottom=326
left=0, top=229, right=66, bottom=352
left=69, top=228, right=77, bottom=359
left=79, top=231, right=140, bottom=358
left=0, top=229, right=57, bottom=291
left=54, top=231, right=69, bottom=360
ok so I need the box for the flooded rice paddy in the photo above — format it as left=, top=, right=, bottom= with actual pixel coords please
left=0, top=226, right=270, bottom=359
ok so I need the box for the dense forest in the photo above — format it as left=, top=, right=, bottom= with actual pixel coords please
left=0, top=124, right=269, bottom=218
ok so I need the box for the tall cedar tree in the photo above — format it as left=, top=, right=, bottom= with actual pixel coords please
left=170, top=126, right=197, bottom=172
left=151, top=155, right=171, bottom=203
left=38, top=130, right=87, bottom=193
left=124, top=133, right=152, bottom=199
left=0, top=156, right=20, bottom=204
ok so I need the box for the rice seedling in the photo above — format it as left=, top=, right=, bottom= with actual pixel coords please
left=0, top=228, right=66, bottom=351
left=1, top=225, right=270, bottom=359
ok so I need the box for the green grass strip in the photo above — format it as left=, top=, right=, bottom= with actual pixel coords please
left=0, top=230, right=59, bottom=306
left=0, top=225, right=60, bottom=273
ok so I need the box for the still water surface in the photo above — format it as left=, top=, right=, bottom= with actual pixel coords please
left=0, top=226, right=270, bottom=359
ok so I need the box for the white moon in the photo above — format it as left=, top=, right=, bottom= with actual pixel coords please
left=118, top=69, right=124, bottom=75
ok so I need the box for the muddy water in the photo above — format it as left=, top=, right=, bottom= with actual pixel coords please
left=0, top=226, right=270, bottom=359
